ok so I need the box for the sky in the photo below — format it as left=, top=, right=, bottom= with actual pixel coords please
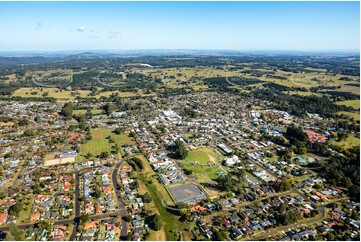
left=0, top=1, right=359, bottom=52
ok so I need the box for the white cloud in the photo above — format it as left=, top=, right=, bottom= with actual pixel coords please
left=108, top=29, right=121, bottom=35
left=77, top=26, right=85, bottom=32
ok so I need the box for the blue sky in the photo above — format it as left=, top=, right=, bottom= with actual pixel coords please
left=0, top=1, right=359, bottom=51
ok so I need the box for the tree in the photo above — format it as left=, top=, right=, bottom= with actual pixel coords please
left=286, top=125, right=308, bottom=142
left=80, top=214, right=89, bottom=223
left=60, top=103, right=74, bottom=120
left=99, top=151, right=109, bottom=159
left=142, top=193, right=152, bottom=203
left=103, top=104, right=114, bottom=116
left=275, top=178, right=292, bottom=192
left=114, top=127, right=124, bottom=135
left=151, top=214, right=164, bottom=231
left=214, top=229, right=228, bottom=241
left=174, top=138, right=188, bottom=159
left=9, top=202, right=23, bottom=216
left=6, top=223, right=24, bottom=241
left=180, top=208, right=189, bottom=216
left=123, top=215, right=132, bottom=222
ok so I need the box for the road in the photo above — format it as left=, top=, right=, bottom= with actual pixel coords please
left=251, top=206, right=325, bottom=240
left=12, top=166, right=25, bottom=187
left=112, top=161, right=129, bottom=238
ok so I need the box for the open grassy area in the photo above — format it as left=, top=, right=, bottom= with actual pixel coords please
left=12, top=87, right=91, bottom=100
left=73, top=109, right=104, bottom=115
left=17, top=195, right=34, bottom=224
left=130, top=157, right=168, bottom=241
left=332, top=135, right=360, bottom=150
left=111, top=133, right=136, bottom=147
left=79, top=128, right=136, bottom=161
left=285, top=91, right=322, bottom=97
left=94, top=90, right=155, bottom=98
left=336, top=99, right=360, bottom=109
left=136, top=155, right=174, bottom=205
left=11, top=87, right=155, bottom=100
left=186, top=147, right=220, bottom=164
left=80, top=128, right=115, bottom=159
left=336, top=111, right=360, bottom=121
left=135, top=167, right=179, bottom=241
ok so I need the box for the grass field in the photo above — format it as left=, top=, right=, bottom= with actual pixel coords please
left=11, top=87, right=155, bottom=100
left=17, top=195, right=34, bottom=224
left=136, top=155, right=174, bottom=205
left=186, top=147, right=220, bottom=164
left=336, top=100, right=360, bottom=109
left=73, top=109, right=104, bottom=115
left=129, top=157, right=168, bottom=241
left=94, top=90, right=155, bottom=98
left=181, top=147, right=223, bottom=182
left=12, top=87, right=91, bottom=100
left=336, top=111, right=360, bottom=121
left=79, top=128, right=136, bottom=161
left=333, top=135, right=360, bottom=150
left=285, top=91, right=322, bottom=97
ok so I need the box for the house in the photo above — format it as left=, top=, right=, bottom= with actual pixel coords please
left=238, top=212, right=249, bottom=223
left=0, top=214, right=7, bottom=224
left=231, top=228, right=243, bottom=239
left=251, top=223, right=262, bottom=231
left=222, top=218, right=231, bottom=228
left=63, top=182, right=71, bottom=191
left=316, top=225, right=332, bottom=234
left=200, top=225, right=210, bottom=233
left=84, top=221, right=98, bottom=230
left=206, top=230, right=214, bottom=239
left=229, top=215, right=240, bottom=224
left=30, top=213, right=41, bottom=222
left=240, top=224, right=252, bottom=235
left=190, top=205, right=206, bottom=212
left=26, top=229, right=36, bottom=239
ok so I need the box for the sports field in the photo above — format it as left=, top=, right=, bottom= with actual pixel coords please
left=181, top=147, right=225, bottom=181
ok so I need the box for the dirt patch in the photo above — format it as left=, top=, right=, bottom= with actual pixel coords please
left=150, top=229, right=167, bottom=241
left=208, top=154, right=215, bottom=162
left=139, top=183, right=147, bottom=195
left=44, top=156, right=75, bottom=166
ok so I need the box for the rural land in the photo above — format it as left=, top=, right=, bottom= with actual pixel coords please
left=0, top=52, right=359, bottom=241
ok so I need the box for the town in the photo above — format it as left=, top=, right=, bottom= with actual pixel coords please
left=0, top=83, right=359, bottom=241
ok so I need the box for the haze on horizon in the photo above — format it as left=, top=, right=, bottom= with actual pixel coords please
left=0, top=1, right=359, bottom=52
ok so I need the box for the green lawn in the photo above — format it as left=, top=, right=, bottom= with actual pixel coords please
left=336, top=100, right=360, bottom=109
left=333, top=135, right=360, bottom=150
left=79, top=128, right=136, bottom=160
left=140, top=173, right=180, bottom=241
left=17, top=195, right=34, bottom=224
left=336, top=111, right=360, bottom=121
left=186, top=147, right=220, bottom=164
left=73, top=109, right=104, bottom=115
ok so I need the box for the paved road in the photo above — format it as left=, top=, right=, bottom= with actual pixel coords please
left=112, top=161, right=129, bottom=238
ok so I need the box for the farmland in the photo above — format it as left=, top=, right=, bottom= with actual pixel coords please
left=336, top=111, right=360, bottom=121
left=336, top=99, right=360, bottom=109
left=333, top=135, right=360, bottom=149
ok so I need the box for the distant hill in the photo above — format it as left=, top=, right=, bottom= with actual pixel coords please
left=0, top=56, right=59, bottom=67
